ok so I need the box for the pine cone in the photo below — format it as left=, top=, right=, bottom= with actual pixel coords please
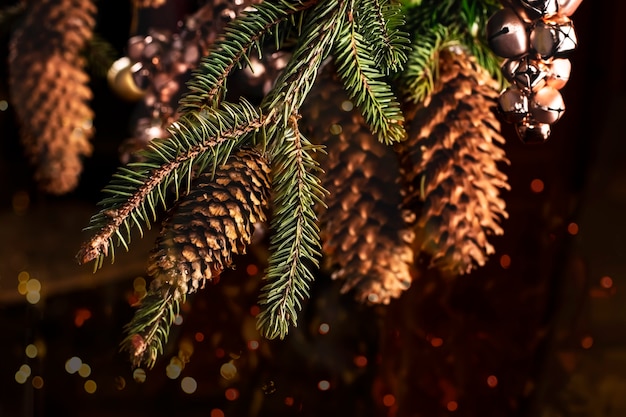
left=8, top=0, right=96, bottom=194
left=398, top=47, right=510, bottom=276
left=301, top=66, right=416, bottom=304
left=147, top=148, right=272, bottom=300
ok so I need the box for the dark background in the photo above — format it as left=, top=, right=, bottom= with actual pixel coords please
left=1, top=1, right=626, bottom=416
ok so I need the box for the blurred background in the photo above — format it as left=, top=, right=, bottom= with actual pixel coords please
left=1, top=1, right=626, bottom=416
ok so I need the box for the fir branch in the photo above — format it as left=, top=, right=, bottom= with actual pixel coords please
left=354, top=0, right=410, bottom=74
left=76, top=100, right=266, bottom=267
left=120, top=286, right=183, bottom=368
left=262, top=0, right=347, bottom=120
left=255, top=0, right=345, bottom=339
left=85, top=33, right=118, bottom=79
left=399, top=24, right=459, bottom=104
left=333, top=0, right=406, bottom=144
left=178, top=0, right=318, bottom=112
left=257, top=117, right=325, bottom=339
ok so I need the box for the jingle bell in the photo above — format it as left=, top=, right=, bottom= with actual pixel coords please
left=530, top=20, right=577, bottom=59
left=487, top=8, right=529, bottom=59
left=545, top=58, right=571, bottom=89
left=529, top=85, right=565, bottom=124
left=511, top=57, right=548, bottom=92
left=557, top=0, right=583, bottom=17
left=516, top=121, right=552, bottom=144
left=498, top=86, right=530, bottom=123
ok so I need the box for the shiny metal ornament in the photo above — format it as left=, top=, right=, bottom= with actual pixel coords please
left=498, top=86, right=530, bottom=123
left=545, top=58, right=571, bottom=89
left=530, top=20, right=578, bottom=59
left=107, top=57, right=147, bottom=101
left=512, top=57, right=547, bottom=92
left=557, top=0, right=583, bottom=17
left=516, top=121, right=551, bottom=144
left=487, top=8, right=529, bottom=59
left=518, top=0, right=559, bottom=19
left=529, top=86, right=565, bottom=124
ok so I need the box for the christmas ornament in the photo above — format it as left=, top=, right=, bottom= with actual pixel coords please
left=8, top=0, right=96, bottom=194
left=398, top=47, right=509, bottom=275
left=107, top=57, right=147, bottom=101
left=486, top=8, right=529, bottom=59
left=116, top=0, right=258, bottom=162
left=301, top=66, right=416, bottom=304
left=488, top=0, right=583, bottom=143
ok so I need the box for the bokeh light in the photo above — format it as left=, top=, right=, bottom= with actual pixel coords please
left=581, top=336, right=593, bottom=349
left=78, top=363, right=91, bottom=378
left=567, top=222, right=579, bottom=235
left=354, top=355, right=368, bottom=367
left=317, top=380, right=330, bottom=391
left=318, top=323, right=330, bottom=335
left=530, top=178, right=545, bottom=193
left=65, top=357, right=82, bottom=374
left=383, top=394, right=396, bottom=407
left=500, top=254, right=512, bottom=269
left=32, top=376, right=44, bottom=389
left=247, top=340, right=259, bottom=350
left=181, top=377, right=197, bottom=394
left=25, top=344, right=38, bottom=358
left=225, top=387, right=240, bottom=400
left=600, top=276, right=613, bottom=289
left=220, top=361, right=237, bottom=380
left=447, top=401, right=459, bottom=412
left=430, top=337, right=443, bottom=347
left=84, top=380, right=97, bottom=394
left=133, top=368, right=147, bottom=383
left=210, top=409, right=225, bottom=417
left=487, top=375, right=498, bottom=388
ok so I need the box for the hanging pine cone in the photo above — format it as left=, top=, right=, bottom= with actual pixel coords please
left=147, top=147, right=272, bottom=300
left=398, top=47, right=510, bottom=276
left=8, top=0, right=96, bottom=194
left=301, top=66, right=416, bottom=304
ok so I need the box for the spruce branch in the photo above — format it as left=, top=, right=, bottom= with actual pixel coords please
left=257, top=117, right=325, bottom=339
left=355, top=0, right=410, bottom=74
left=400, top=24, right=459, bottom=104
left=120, top=287, right=182, bottom=369
left=178, top=0, right=318, bottom=112
left=76, top=100, right=266, bottom=267
left=333, top=0, right=406, bottom=145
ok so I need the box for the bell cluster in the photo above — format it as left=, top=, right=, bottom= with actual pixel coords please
left=486, top=0, right=583, bottom=143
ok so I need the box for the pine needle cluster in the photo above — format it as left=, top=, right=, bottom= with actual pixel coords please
left=75, top=0, right=510, bottom=367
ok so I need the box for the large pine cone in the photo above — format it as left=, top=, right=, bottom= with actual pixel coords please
left=147, top=148, right=272, bottom=299
left=398, top=47, right=510, bottom=276
left=8, top=0, right=96, bottom=194
left=301, top=66, right=416, bottom=304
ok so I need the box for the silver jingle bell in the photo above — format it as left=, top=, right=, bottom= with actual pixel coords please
left=516, top=121, right=552, bottom=144
left=529, top=85, right=565, bottom=124
left=557, top=0, right=583, bottom=17
left=512, top=57, right=548, bottom=93
left=545, top=58, right=571, bottom=89
left=519, top=0, right=559, bottom=19
left=498, top=86, right=530, bottom=123
left=530, top=20, right=578, bottom=59
left=487, top=8, right=529, bottom=59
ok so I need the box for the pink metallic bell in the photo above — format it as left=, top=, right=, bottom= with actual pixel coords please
left=498, top=86, right=530, bottom=123
left=487, top=8, right=529, bottom=59
left=516, top=121, right=551, bottom=144
left=530, top=20, right=578, bottom=59
left=545, top=58, right=571, bottom=89
left=557, top=0, right=583, bottom=17
left=529, top=85, right=565, bottom=124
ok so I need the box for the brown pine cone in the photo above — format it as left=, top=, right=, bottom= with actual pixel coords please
left=301, top=66, right=416, bottom=304
left=398, top=47, right=510, bottom=276
left=9, top=0, right=96, bottom=194
left=147, top=148, right=272, bottom=299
